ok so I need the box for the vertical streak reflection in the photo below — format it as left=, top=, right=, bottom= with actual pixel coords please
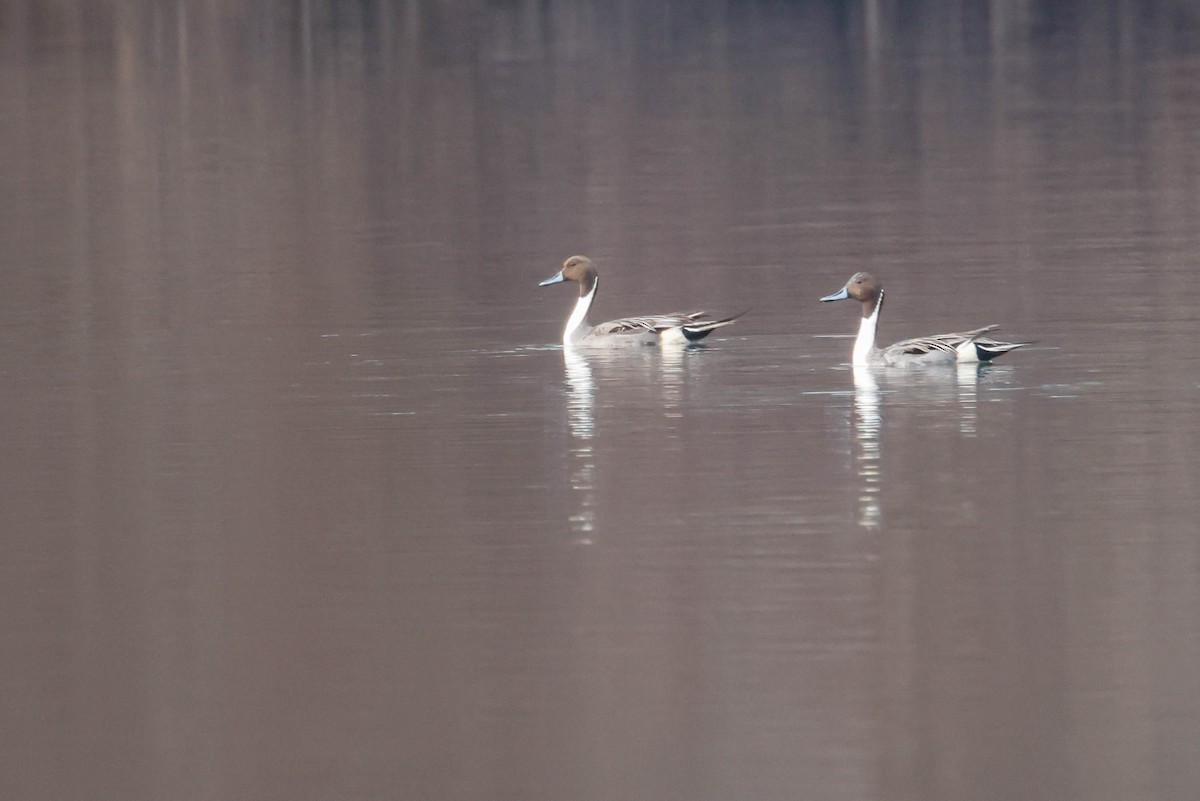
left=956, top=363, right=979, bottom=436
left=563, top=347, right=596, bottom=544
left=853, top=366, right=883, bottom=529
left=659, top=344, right=685, bottom=419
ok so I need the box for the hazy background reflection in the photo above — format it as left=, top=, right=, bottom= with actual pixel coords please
left=2, top=2, right=1199, bottom=800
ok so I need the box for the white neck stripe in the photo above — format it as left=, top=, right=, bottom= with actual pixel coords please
left=852, top=293, right=881, bottom=366
left=564, top=279, right=596, bottom=342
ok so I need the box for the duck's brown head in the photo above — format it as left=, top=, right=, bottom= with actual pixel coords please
left=540, top=255, right=599, bottom=297
left=821, top=272, right=883, bottom=318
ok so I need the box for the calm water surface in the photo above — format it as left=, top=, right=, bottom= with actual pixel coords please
left=2, top=2, right=1200, bottom=800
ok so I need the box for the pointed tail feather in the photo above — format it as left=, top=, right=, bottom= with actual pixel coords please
left=975, top=340, right=1032, bottom=360
left=680, top=312, right=744, bottom=342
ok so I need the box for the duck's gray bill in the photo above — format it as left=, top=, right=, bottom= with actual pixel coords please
left=539, top=271, right=565, bottom=287
left=820, top=287, right=849, bottom=302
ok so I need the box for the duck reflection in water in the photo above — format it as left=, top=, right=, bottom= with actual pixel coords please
left=850, top=363, right=997, bottom=528
left=563, top=347, right=596, bottom=544
left=956, top=362, right=980, bottom=436
left=852, top=366, right=882, bottom=529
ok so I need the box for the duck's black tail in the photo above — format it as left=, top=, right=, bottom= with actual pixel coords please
left=680, top=312, right=744, bottom=342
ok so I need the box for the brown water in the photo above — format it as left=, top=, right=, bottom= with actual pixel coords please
left=3, top=2, right=1200, bottom=800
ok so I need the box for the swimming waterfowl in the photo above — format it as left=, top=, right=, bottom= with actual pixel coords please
left=540, top=255, right=740, bottom=346
left=820, top=272, right=1030, bottom=366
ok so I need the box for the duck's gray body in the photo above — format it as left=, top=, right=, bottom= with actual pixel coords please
left=541, top=256, right=740, bottom=347
left=820, top=272, right=1030, bottom=367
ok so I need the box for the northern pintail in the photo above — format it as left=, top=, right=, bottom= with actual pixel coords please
left=540, top=255, right=740, bottom=346
left=820, top=272, right=1030, bottom=366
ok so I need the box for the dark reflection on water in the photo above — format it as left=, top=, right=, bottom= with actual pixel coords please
left=3, top=2, right=1200, bottom=800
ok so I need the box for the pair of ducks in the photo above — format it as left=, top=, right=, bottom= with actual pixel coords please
left=540, top=255, right=1029, bottom=366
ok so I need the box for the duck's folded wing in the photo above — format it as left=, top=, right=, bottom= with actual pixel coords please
left=591, top=312, right=708, bottom=336
left=886, top=325, right=1029, bottom=363
left=931, top=325, right=1032, bottom=352
left=884, top=335, right=961, bottom=358
left=929, top=325, right=1000, bottom=346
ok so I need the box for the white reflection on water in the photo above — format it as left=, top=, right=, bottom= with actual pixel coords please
left=563, top=346, right=596, bottom=543
left=852, top=364, right=990, bottom=528
left=956, top=363, right=980, bottom=436
left=659, top=343, right=687, bottom=418
left=852, top=366, right=883, bottom=529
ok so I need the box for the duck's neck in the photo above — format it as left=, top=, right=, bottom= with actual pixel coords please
left=852, top=291, right=883, bottom=366
left=564, top=276, right=597, bottom=343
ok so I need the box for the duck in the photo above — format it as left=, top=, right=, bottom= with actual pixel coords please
left=540, top=255, right=740, bottom=346
left=820, top=272, right=1030, bottom=366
